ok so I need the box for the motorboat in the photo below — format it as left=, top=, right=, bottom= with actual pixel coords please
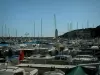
left=55, top=55, right=72, bottom=61
left=28, top=54, right=54, bottom=59
left=43, top=69, right=65, bottom=75
left=73, top=55, right=98, bottom=64
left=0, top=63, right=38, bottom=75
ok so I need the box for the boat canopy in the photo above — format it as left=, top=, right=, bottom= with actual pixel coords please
left=66, top=66, right=87, bottom=75
left=91, top=46, right=99, bottom=49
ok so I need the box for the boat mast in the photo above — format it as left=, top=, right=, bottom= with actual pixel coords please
left=54, top=14, right=57, bottom=31
left=38, top=32, right=39, bottom=38
left=93, top=24, right=94, bottom=28
left=76, top=22, right=78, bottom=40
left=2, top=25, right=3, bottom=37
left=87, top=20, right=89, bottom=28
left=82, top=23, right=83, bottom=29
left=70, top=22, right=72, bottom=31
left=5, top=24, right=7, bottom=37
left=71, top=22, right=73, bottom=30
left=16, top=29, right=17, bottom=37
left=15, top=29, right=17, bottom=42
left=54, top=14, right=58, bottom=39
left=8, top=28, right=10, bottom=37
left=34, top=22, right=35, bottom=38
left=67, top=23, right=69, bottom=32
left=41, top=18, right=42, bottom=37
left=77, top=22, right=78, bottom=29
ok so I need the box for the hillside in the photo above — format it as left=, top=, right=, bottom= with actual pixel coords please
left=60, top=25, right=100, bottom=39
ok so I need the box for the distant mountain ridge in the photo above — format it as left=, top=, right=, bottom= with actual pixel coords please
left=59, top=25, right=100, bottom=39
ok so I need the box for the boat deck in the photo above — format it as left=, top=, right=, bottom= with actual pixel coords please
left=17, top=63, right=96, bottom=69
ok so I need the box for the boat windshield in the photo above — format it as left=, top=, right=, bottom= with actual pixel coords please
left=76, top=55, right=93, bottom=58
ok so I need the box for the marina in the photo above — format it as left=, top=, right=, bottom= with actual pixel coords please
left=0, top=37, right=100, bottom=75
left=1, top=0, right=100, bottom=75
